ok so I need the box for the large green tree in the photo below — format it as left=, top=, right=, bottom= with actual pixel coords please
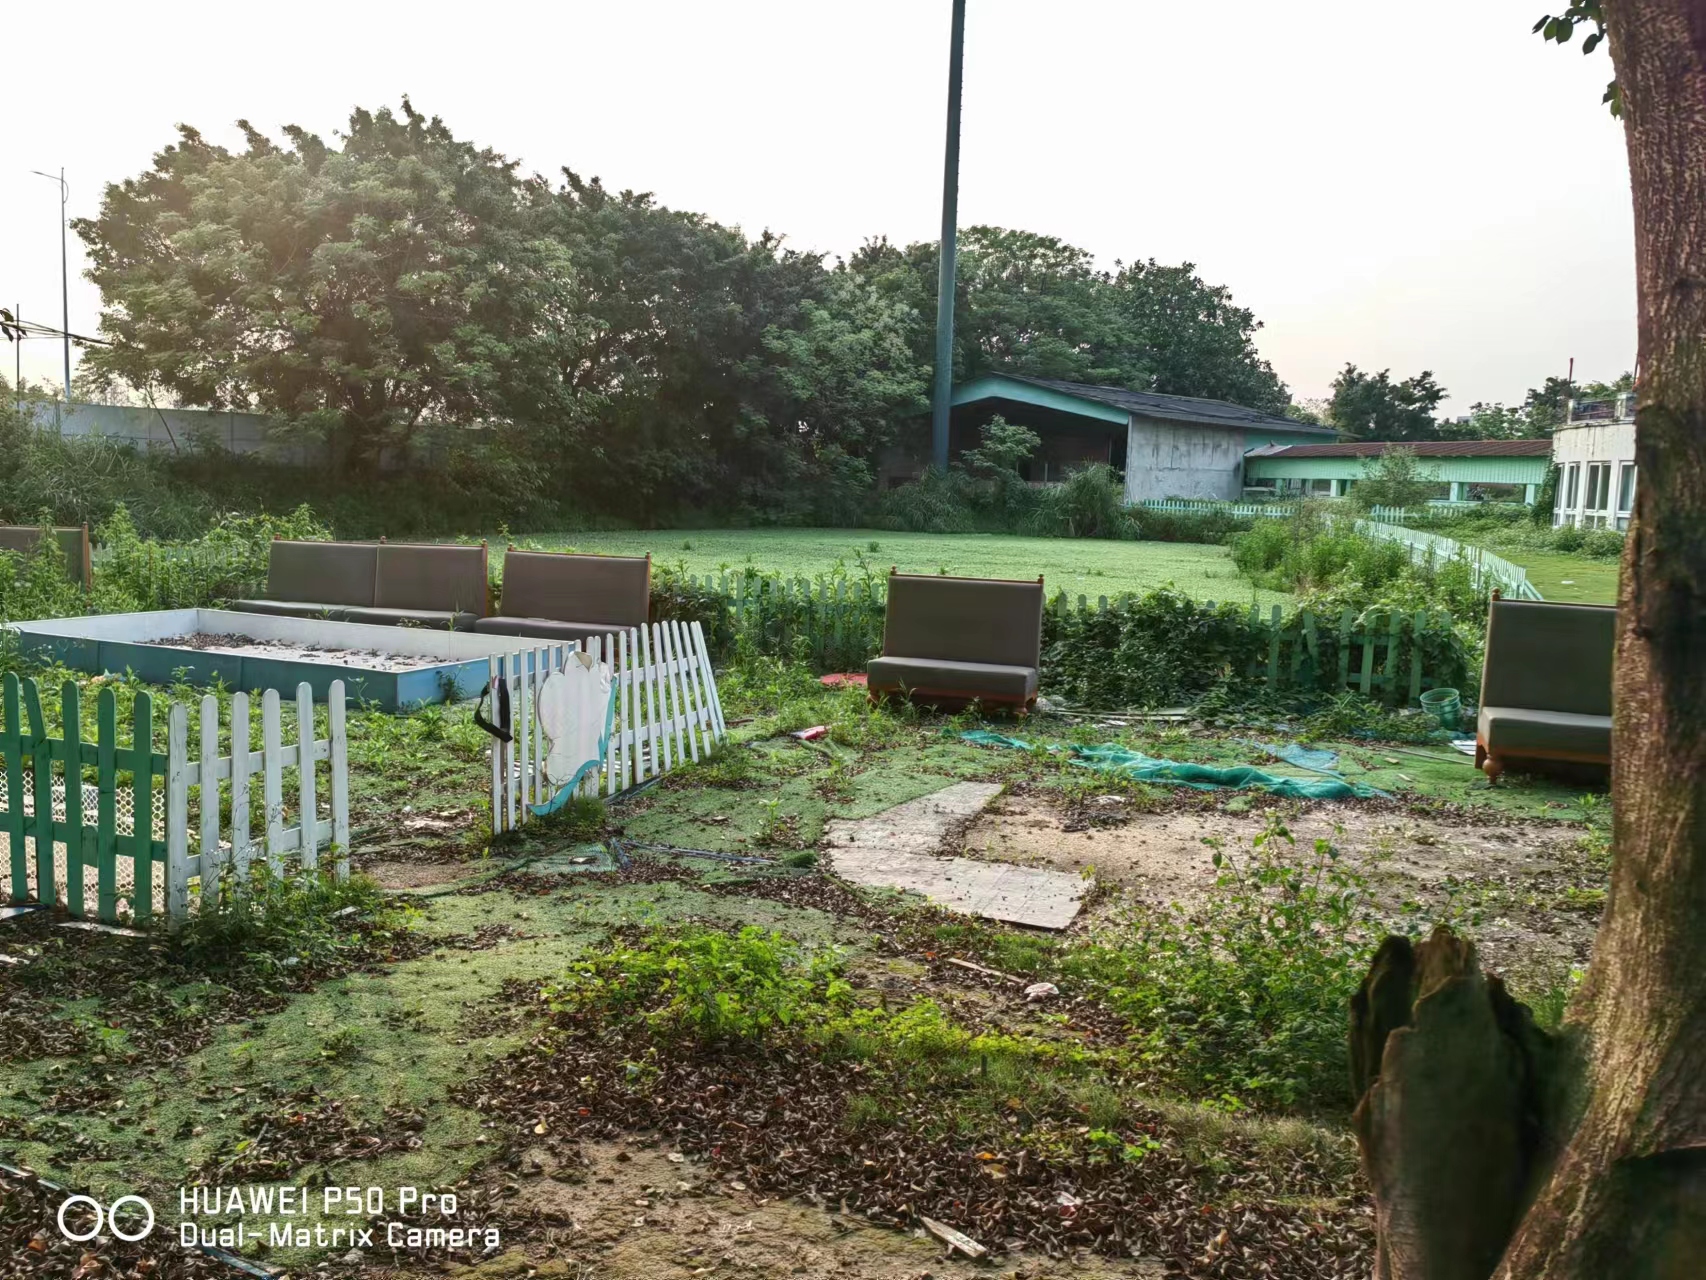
left=1350, top=5, right=1705, bottom=1277
left=1328, top=363, right=1448, bottom=440
left=76, top=100, right=534, bottom=475
left=846, top=226, right=1293, bottom=415
left=502, top=172, right=923, bottom=524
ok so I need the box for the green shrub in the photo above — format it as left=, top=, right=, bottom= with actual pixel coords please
left=174, top=865, right=408, bottom=979
left=1552, top=523, right=1586, bottom=552
left=1063, top=818, right=1375, bottom=1110
left=91, top=503, right=333, bottom=611
left=1043, top=588, right=1267, bottom=708
left=1042, top=584, right=1480, bottom=710
left=1130, top=505, right=1259, bottom=544
left=544, top=926, right=852, bottom=1044
left=0, top=535, right=86, bottom=624
left=1025, top=464, right=1130, bottom=539
left=1579, top=528, right=1625, bottom=559
left=1349, top=446, right=1441, bottom=511
left=873, top=467, right=980, bottom=533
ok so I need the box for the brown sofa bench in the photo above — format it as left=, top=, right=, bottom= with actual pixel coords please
left=866, top=572, right=1045, bottom=708
left=473, top=550, right=650, bottom=645
left=0, top=524, right=91, bottom=590
left=1475, top=598, right=1615, bottom=782
left=233, top=539, right=489, bottom=630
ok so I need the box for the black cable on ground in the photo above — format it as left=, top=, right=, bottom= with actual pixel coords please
left=0, top=1158, right=279, bottom=1279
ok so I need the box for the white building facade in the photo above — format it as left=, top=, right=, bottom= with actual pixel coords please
left=1553, top=393, right=1637, bottom=530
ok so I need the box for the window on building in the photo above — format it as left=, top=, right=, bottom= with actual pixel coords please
left=1562, top=463, right=1581, bottom=521
left=1583, top=463, right=1611, bottom=527
left=1616, top=462, right=1636, bottom=530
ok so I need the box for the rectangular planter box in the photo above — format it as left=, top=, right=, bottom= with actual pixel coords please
left=6, top=609, right=541, bottom=712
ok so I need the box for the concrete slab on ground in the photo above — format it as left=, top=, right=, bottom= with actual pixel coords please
left=824, top=781, right=1088, bottom=929
left=822, top=781, right=1003, bottom=856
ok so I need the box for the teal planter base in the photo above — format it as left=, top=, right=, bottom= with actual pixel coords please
left=6, top=609, right=540, bottom=713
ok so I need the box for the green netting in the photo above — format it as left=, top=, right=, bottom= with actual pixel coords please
left=961, top=730, right=1388, bottom=800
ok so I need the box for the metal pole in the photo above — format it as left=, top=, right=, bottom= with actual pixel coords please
left=29, top=168, right=72, bottom=402
left=930, top=0, right=967, bottom=473
left=58, top=168, right=70, bottom=403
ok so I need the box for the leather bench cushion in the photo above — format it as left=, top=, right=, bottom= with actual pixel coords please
left=339, top=606, right=479, bottom=632
left=1479, top=705, right=1612, bottom=759
left=499, top=551, right=650, bottom=627
left=867, top=655, right=1038, bottom=701
left=231, top=599, right=354, bottom=621
left=266, top=541, right=378, bottom=608
left=474, top=616, right=629, bottom=646
left=374, top=543, right=488, bottom=618
left=882, top=574, right=1045, bottom=669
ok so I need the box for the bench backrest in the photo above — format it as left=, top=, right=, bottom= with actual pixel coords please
left=267, top=540, right=379, bottom=607
left=499, top=551, right=651, bottom=626
left=374, top=542, right=489, bottom=617
left=882, top=573, right=1045, bottom=669
left=1480, top=599, right=1615, bottom=717
left=0, top=525, right=90, bottom=589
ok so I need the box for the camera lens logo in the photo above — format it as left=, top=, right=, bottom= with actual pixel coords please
left=57, top=1194, right=156, bottom=1243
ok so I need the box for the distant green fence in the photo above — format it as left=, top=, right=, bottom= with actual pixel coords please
left=652, top=570, right=1475, bottom=707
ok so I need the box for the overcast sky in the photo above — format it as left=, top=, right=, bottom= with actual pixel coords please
left=1, top=0, right=1635, bottom=414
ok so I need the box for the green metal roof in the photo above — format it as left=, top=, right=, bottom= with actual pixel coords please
left=953, top=373, right=1335, bottom=436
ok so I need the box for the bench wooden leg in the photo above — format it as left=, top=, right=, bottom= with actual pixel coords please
left=1481, top=753, right=1505, bottom=784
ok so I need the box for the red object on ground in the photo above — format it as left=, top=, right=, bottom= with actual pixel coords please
left=791, top=726, right=829, bottom=741
left=820, top=672, right=868, bottom=687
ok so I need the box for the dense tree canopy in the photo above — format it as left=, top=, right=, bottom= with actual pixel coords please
left=1327, top=364, right=1448, bottom=441
left=76, top=101, right=1297, bottom=517
left=842, top=229, right=1291, bottom=415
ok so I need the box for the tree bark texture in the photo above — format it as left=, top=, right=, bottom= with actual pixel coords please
left=1355, top=4, right=1706, bottom=1276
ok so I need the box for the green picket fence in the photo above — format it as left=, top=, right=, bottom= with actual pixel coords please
left=1, top=673, right=167, bottom=924
left=1, top=673, right=350, bottom=927
left=1044, top=593, right=1465, bottom=704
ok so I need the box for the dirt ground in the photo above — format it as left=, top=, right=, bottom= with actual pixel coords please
left=961, top=791, right=1599, bottom=982
left=402, top=1141, right=1166, bottom=1280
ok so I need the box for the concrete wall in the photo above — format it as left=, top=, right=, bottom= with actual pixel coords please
left=1122, top=414, right=1245, bottom=502
left=23, top=400, right=474, bottom=471
left=26, top=400, right=323, bottom=464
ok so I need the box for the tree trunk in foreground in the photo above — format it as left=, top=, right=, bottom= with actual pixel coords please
left=1352, top=3, right=1706, bottom=1276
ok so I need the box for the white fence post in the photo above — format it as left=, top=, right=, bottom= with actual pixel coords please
left=262, top=689, right=284, bottom=871
left=231, top=694, right=252, bottom=879
left=165, top=703, right=190, bottom=925
left=296, top=683, right=317, bottom=871
left=198, top=695, right=219, bottom=906
left=329, top=681, right=349, bottom=880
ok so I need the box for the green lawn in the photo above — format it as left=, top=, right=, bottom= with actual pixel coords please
left=1495, top=549, right=1620, bottom=605
left=502, top=527, right=1290, bottom=606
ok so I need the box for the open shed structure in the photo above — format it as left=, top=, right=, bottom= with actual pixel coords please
left=881, top=373, right=1335, bottom=503
left=1244, top=439, right=1553, bottom=504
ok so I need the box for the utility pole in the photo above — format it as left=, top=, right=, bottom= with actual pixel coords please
left=30, top=167, right=72, bottom=402
left=931, top=0, right=967, bottom=473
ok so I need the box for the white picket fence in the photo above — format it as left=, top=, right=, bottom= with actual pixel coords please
left=1350, top=518, right=1543, bottom=600
left=165, top=681, right=350, bottom=920
left=1138, top=498, right=1294, bottom=519
left=490, top=620, right=726, bottom=835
